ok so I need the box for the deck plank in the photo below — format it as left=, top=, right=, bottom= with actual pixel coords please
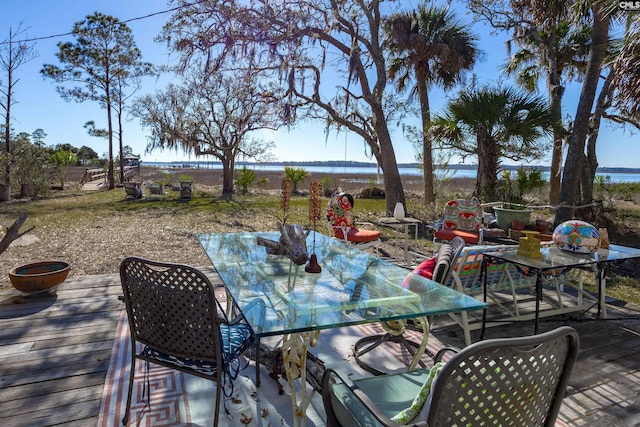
left=1, top=272, right=639, bottom=426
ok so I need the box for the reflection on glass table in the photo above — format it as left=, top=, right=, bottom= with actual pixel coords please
left=197, top=231, right=486, bottom=427
left=197, top=231, right=485, bottom=337
left=377, top=216, right=422, bottom=266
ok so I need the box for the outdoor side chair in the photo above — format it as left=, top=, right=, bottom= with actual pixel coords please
left=433, top=197, right=484, bottom=244
left=119, top=256, right=264, bottom=426
left=327, top=191, right=381, bottom=252
left=323, top=326, right=579, bottom=427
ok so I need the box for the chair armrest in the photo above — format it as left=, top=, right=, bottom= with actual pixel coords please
left=434, top=346, right=460, bottom=363
left=322, top=368, right=429, bottom=427
left=355, top=221, right=375, bottom=230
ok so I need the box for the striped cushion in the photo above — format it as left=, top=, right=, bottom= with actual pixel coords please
left=142, top=323, right=254, bottom=375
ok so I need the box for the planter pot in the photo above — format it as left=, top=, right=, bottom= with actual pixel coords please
left=147, top=184, right=164, bottom=195
left=9, top=261, right=70, bottom=295
left=494, top=205, right=532, bottom=233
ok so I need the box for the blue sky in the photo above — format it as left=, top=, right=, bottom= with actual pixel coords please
left=1, top=0, right=638, bottom=168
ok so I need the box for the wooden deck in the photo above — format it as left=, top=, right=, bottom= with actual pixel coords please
left=1, top=272, right=639, bottom=426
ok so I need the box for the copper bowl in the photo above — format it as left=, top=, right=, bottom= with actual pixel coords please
left=9, top=261, right=70, bottom=294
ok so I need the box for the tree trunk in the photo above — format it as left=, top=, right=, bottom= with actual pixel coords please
left=221, top=156, right=234, bottom=197
left=548, top=74, right=564, bottom=205
left=580, top=152, right=595, bottom=220
left=3, top=29, right=13, bottom=199
left=371, top=102, right=406, bottom=215
left=107, top=101, right=115, bottom=190
left=475, top=128, right=499, bottom=201
left=118, top=110, right=124, bottom=184
left=580, top=72, right=612, bottom=217
left=0, top=183, right=9, bottom=202
left=549, top=133, right=563, bottom=205
left=416, top=69, right=434, bottom=204
left=555, top=4, right=609, bottom=225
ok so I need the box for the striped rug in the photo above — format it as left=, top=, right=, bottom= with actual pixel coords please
left=97, top=310, right=327, bottom=427
left=98, top=311, right=567, bottom=426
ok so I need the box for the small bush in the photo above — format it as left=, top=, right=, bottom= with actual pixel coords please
left=283, top=166, right=310, bottom=193
left=235, top=166, right=256, bottom=194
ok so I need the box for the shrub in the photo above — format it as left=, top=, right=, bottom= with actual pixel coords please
left=235, top=166, right=256, bottom=194
left=283, top=166, right=310, bottom=193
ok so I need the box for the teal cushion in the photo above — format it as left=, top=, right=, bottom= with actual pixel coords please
left=391, top=362, right=445, bottom=424
left=330, top=368, right=433, bottom=426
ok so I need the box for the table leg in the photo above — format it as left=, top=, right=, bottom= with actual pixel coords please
left=281, top=330, right=320, bottom=427
left=597, top=265, right=608, bottom=319
left=406, top=316, right=430, bottom=370
left=403, top=224, right=410, bottom=265
left=534, top=272, right=542, bottom=335
left=480, top=258, right=488, bottom=341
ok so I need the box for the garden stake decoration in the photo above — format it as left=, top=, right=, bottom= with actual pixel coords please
left=281, top=177, right=292, bottom=224
left=305, top=180, right=322, bottom=273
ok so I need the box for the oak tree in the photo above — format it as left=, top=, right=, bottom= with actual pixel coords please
left=132, top=70, right=278, bottom=197
left=161, top=0, right=410, bottom=213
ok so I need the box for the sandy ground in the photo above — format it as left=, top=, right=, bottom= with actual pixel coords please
left=2, top=165, right=639, bottom=291
left=0, top=166, right=454, bottom=291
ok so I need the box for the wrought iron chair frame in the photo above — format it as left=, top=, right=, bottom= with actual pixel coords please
left=323, top=326, right=579, bottom=427
left=119, top=256, right=259, bottom=426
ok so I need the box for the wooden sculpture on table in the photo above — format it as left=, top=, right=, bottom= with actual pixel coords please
left=257, top=178, right=310, bottom=266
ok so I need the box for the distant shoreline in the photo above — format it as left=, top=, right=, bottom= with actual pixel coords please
left=143, top=160, right=640, bottom=175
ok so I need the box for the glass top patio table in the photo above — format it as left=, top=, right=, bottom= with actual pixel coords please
left=481, top=243, right=640, bottom=336
left=484, top=243, right=640, bottom=271
left=197, top=231, right=486, bottom=338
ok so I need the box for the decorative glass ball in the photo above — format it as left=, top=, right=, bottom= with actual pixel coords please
left=552, top=220, right=601, bottom=254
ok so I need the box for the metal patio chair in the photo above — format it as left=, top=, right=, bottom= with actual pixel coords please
left=119, top=257, right=263, bottom=426
left=352, top=236, right=467, bottom=375
left=327, top=192, right=381, bottom=252
left=323, top=326, right=579, bottom=427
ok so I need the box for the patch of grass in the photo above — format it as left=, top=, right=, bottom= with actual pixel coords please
left=606, top=276, right=640, bottom=305
left=2, top=183, right=638, bottom=307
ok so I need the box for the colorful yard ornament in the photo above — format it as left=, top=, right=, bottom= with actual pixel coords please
left=552, top=220, right=601, bottom=254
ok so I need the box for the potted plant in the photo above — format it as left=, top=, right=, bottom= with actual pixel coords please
left=493, top=168, right=544, bottom=232
left=147, top=180, right=164, bottom=195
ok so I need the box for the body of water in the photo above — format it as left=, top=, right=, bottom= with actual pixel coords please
left=145, top=162, right=640, bottom=184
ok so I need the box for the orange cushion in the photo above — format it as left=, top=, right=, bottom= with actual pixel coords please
left=335, top=227, right=381, bottom=243
left=434, top=229, right=480, bottom=244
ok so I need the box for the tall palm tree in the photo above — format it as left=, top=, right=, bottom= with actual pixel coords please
left=430, top=85, right=557, bottom=201
left=502, top=21, right=591, bottom=204
left=385, top=4, right=478, bottom=204
left=612, top=19, right=640, bottom=119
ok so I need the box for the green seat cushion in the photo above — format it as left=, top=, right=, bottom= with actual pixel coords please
left=329, top=367, right=433, bottom=426
left=391, top=362, right=444, bottom=424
